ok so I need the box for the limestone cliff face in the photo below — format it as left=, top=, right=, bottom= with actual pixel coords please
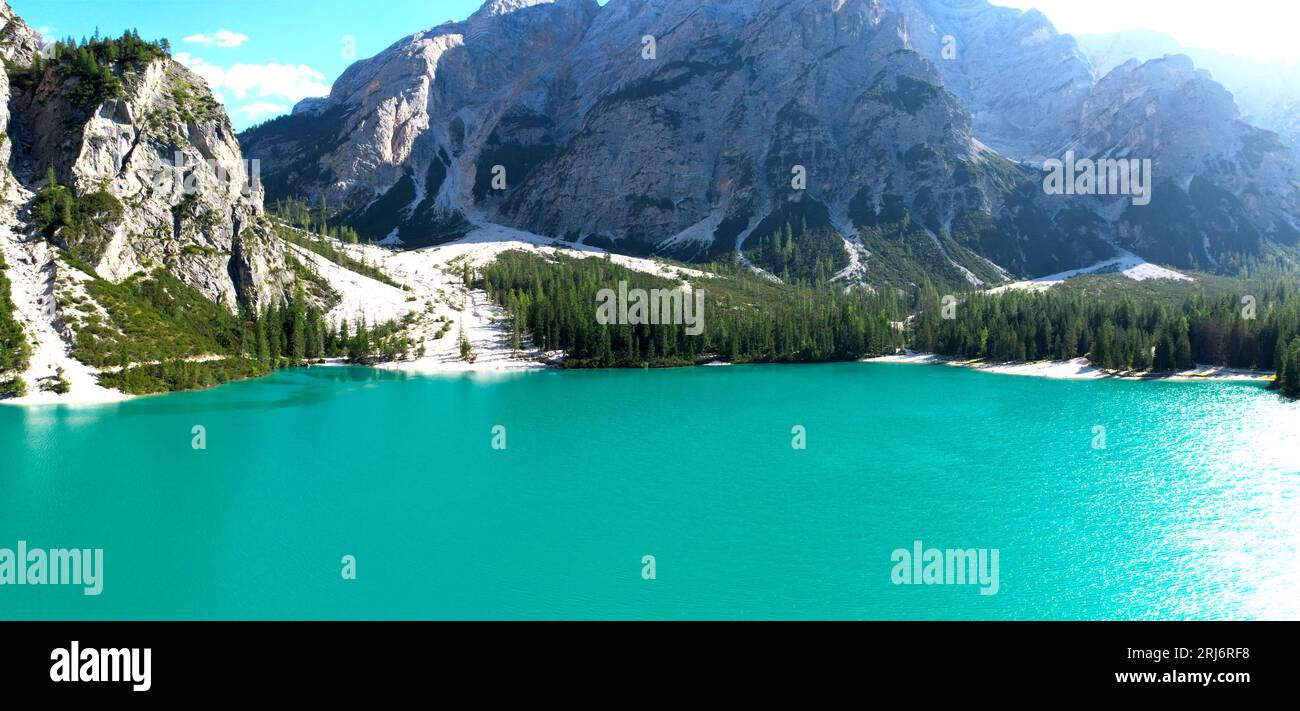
left=0, top=60, right=15, bottom=200
left=244, top=0, right=1040, bottom=277
left=0, top=0, right=41, bottom=201
left=888, top=0, right=1095, bottom=161
left=2, top=0, right=291, bottom=312
left=241, top=0, right=1300, bottom=279
left=7, top=50, right=289, bottom=310
left=241, top=0, right=601, bottom=249
left=1074, top=56, right=1300, bottom=268
left=497, top=0, right=1023, bottom=260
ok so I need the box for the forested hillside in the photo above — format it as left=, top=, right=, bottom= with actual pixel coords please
left=912, top=280, right=1300, bottom=380
left=482, top=252, right=906, bottom=367
left=478, top=250, right=1300, bottom=399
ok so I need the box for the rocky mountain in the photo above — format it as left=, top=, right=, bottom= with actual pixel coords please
left=242, top=0, right=601, bottom=250
left=0, top=0, right=302, bottom=400
left=1070, top=55, right=1300, bottom=269
left=1077, top=29, right=1300, bottom=150
left=240, top=0, right=1300, bottom=288
left=243, top=0, right=1100, bottom=287
left=885, top=0, right=1095, bottom=161
left=5, top=39, right=288, bottom=308
left=2, top=0, right=1299, bottom=401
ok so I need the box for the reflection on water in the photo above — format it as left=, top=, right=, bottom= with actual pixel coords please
left=0, top=362, right=1296, bottom=620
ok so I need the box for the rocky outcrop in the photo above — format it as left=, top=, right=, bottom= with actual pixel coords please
left=0, top=0, right=40, bottom=65
left=885, top=0, right=1095, bottom=161
left=241, top=0, right=600, bottom=248
left=1077, top=29, right=1300, bottom=151
left=1071, top=55, right=1300, bottom=268
left=6, top=41, right=290, bottom=309
left=241, top=0, right=1300, bottom=281
left=0, top=0, right=42, bottom=202
left=0, top=3, right=373, bottom=401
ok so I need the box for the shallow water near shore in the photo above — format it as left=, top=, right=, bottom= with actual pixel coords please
left=2, top=362, right=1297, bottom=620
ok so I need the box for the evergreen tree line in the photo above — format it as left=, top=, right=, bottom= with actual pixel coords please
left=10, top=29, right=169, bottom=107
left=911, top=282, right=1300, bottom=377
left=270, top=197, right=363, bottom=245
left=481, top=251, right=1300, bottom=399
left=0, top=252, right=31, bottom=391
left=743, top=221, right=850, bottom=286
left=72, top=269, right=411, bottom=394
left=97, top=301, right=411, bottom=394
left=1276, top=338, right=1300, bottom=398
left=273, top=222, right=403, bottom=289
left=481, top=251, right=904, bottom=367
left=243, top=289, right=413, bottom=368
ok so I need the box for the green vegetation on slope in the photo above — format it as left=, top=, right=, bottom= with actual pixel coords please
left=33, top=167, right=123, bottom=266
left=742, top=221, right=848, bottom=286
left=273, top=220, right=405, bottom=290
left=0, top=252, right=31, bottom=397
left=481, top=251, right=905, bottom=367
left=912, top=279, right=1300, bottom=375
left=0, top=251, right=29, bottom=373
left=270, top=197, right=363, bottom=245
left=72, top=268, right=243, bottom=369
left=65, top=266, right=409, bottom=394
left=6, top=29, right=169, bottom=108
left=270, top=191, right=470, bottom=252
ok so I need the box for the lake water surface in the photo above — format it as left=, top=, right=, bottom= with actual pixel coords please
left=2, top=363, right=1297, bottom=620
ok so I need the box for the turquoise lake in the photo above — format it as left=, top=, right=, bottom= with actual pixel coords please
left=1, top=362, right=1297, bottom=620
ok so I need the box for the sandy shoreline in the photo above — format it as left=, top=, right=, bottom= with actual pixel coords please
left=862, top=351, right=1274, bottom=382
left=2, top=224, right=681, bottom=407
left=372, top=355, right=551, bottom=376
left=3, top=349, right=1273, bottom=408
left=3, top=219, right=1272, bottom=407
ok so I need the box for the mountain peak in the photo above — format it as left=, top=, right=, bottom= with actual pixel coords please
left=471, top=0, right=590, bottom=20
left=0, top=0, right=43, bottom=65
left=240, top=0, right=1300, bottom=280
left=477, top=0, right=551, bottom=15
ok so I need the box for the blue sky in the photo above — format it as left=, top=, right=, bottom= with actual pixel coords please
left=12, top=0, right=493, bottom=129
left=12, top=0, right=1296, bottom=131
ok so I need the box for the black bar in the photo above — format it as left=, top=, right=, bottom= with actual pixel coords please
left=0, top=621, right=1288, bottom=698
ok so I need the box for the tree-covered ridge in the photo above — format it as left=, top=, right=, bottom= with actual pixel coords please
left=6, top=29, right=169, bottom=108
left=481, top=251, right=904, bottom=367
left=59, top=265, right=409, bottom=395
left=911, top=281, right=1300, bottom=376
left=0, top=252, right=30, bottom=397
left=33, top=167, right=124, bottom=266
left=742, top=221, right=849, bottom=286
left=272, top=220, right=405, bottom=291
left=270, top=197, right=364, bottom=246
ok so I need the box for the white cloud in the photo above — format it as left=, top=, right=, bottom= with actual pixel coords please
left=174, top=52, right=331, bottom=104
left=235, top=102, right=290, bottom=121
left=995, top=0, right=1300, bottom=65
left=182, top=29, right=249, bottom=49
